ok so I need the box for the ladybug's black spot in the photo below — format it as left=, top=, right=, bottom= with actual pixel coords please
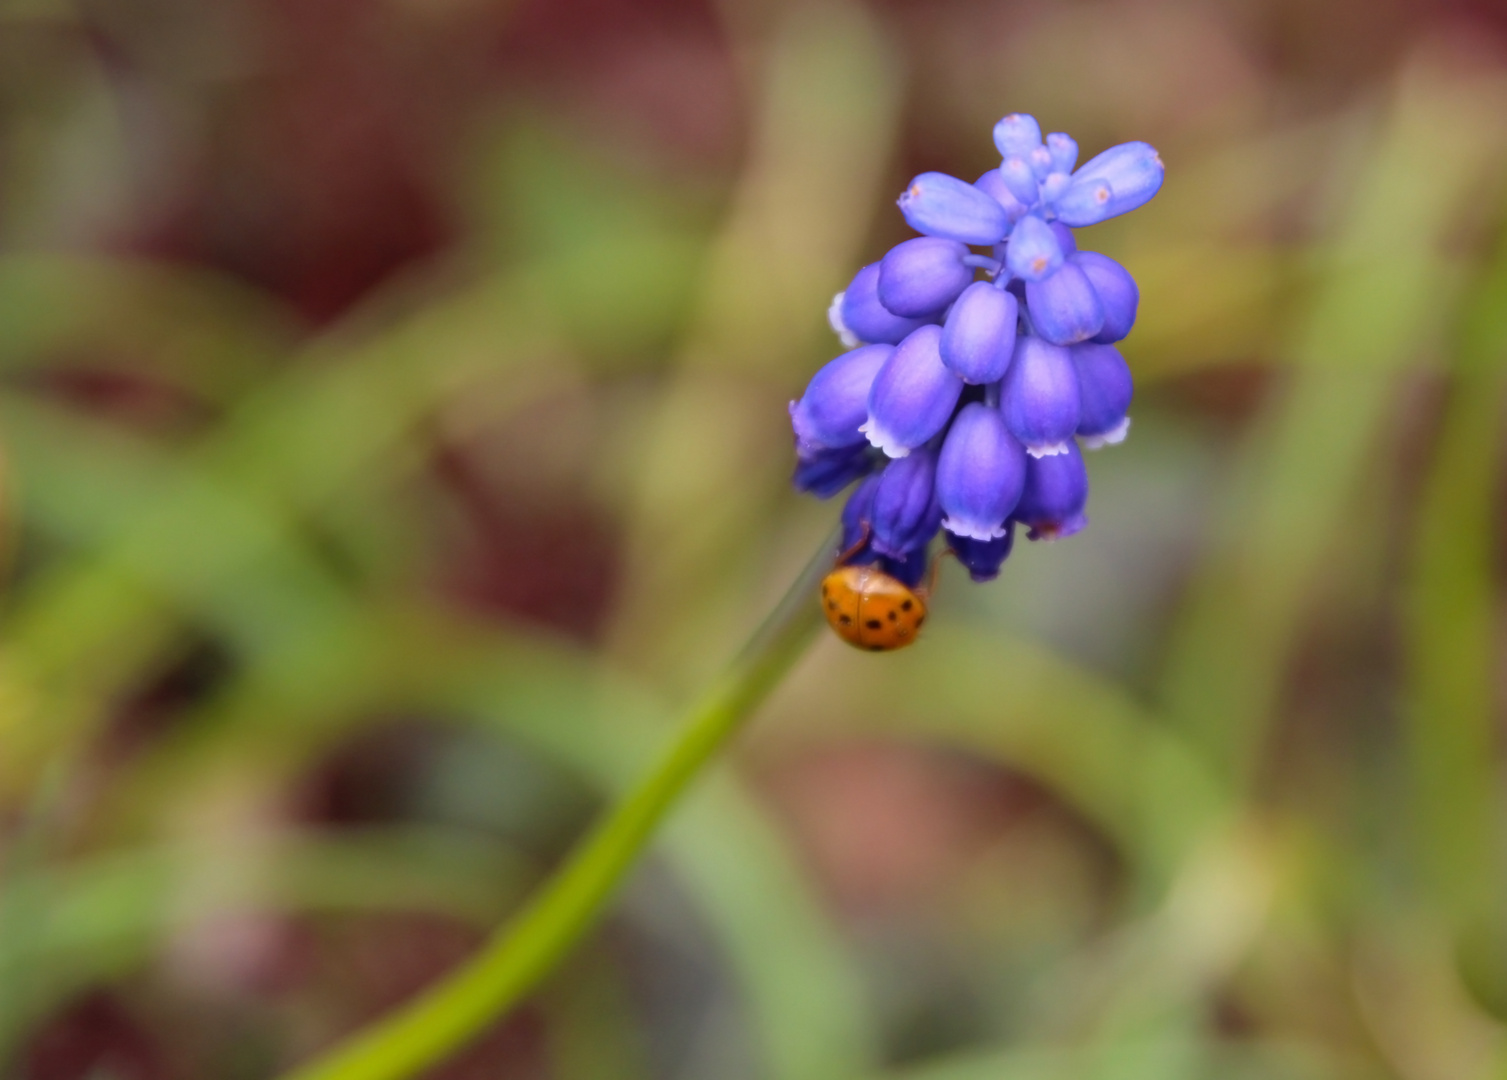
left=865, top=619, right=882, bottom=630
left=839, top=615, right=852, bottom=625
left=900, top=599, right=913, bottom=611
left=887, top=610, right=897, bottom=621
left=828, top=600, right=839, bottom=610
left=822, top=584, right=829, bottom=597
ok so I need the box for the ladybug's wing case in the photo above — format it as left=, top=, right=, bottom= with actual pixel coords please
left=820, top=570, right=864, bottom=646
left=855, top=570, right=925, bottom=650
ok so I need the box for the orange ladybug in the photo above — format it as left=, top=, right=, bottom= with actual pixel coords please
left=819, top=563, right=928, bottom=651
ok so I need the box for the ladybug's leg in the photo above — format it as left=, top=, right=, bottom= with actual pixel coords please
left=918, top=548, right=949, bottom=600
left=836, top=522, right=871, bottom=566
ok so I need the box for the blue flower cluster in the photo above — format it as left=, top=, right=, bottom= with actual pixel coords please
left=790, top=113, right=1161, bottom=584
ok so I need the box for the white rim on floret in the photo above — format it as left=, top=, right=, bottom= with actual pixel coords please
left=827, top=292, right=860, bottom=349
left=1080, top=416, right=1130, bottom=450
left=942, top=517, right=1009, bottom=542
left=1025, top=440, right=1071, bottom=459
left=858, top=417, right=912, bottom=459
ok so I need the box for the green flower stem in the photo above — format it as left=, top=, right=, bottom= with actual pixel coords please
left=278, top=530, right=836, bottom=1080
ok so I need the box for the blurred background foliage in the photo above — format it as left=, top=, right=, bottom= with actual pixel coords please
left=0, top=0, right=1505, bottom=1077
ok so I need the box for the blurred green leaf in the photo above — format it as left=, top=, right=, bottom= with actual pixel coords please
left=0, top=255, right=294, bottom=403
left=0, top=828, right=532, bottom=1051
left=91, top=600, right=874, bottom=1080
left=1160, top=58, right=1507, bottom=782
left=1402, top=215, right=1507, bottom=998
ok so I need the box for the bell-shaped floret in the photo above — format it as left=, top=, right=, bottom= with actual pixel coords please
left=836, top=263, right=934, bottom=345
left=975, top=170, right=1030, bottom=223
left=789, top=344, right=893, bottom=453
left=1060, top=141, right=1163, bottom=224
left=941, top=282, right=1018, bottom=384
left=999, top=335, right=1081, bottom=457
left=1072, top=252, right=1138, bottom=343
left=1046, top=133, right=1078, bottom=174
left=870, top=448, right=942, bottom=558
left=1014, top=441, right=1089, bottom=540
left=840, top=472, right=881, bottom=554
left=993, top=113, right=1042, bottom=158
left=899, top=172, right=1011, bottom=246
left=937, top=403, right=1026, bottom=541
left=794, top=441, right=875, bottom=498
left=1050, top=222, right=1077, bottom=254
left=1004, top=215, right=1064, bottom=283
left=947, top=525, right=1016, bottom=582
left=842, top=473, right=932, bottom=587
left=878, top=238, right=973, bottom=318
left=997, top=157, right=1041, bottom=207
left=861, top=325, right=964, bottom=458
left=1072, top=342, right=1133, bottom=447
left=1025, top=261, right=1104, bottom=345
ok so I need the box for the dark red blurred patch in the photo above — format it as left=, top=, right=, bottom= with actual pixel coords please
left=490, top=0, right=742, bottom=167
left=293, top=721, right=437, bottom=826
left=22, top=367, right=209, bottom=435
left=89, top=0, right=467, bottom=325
left=101, top=640, right=232, bottom=760
left=86, top=0, right=742, bottom=327
left=430, top=441, right=619, bottom=643
left=20, top=992, right=170, bottom=1080
left=1150, top=363, right=1273, bottom=428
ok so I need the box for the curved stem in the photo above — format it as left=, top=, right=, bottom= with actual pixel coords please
left=277, top=529, right=837, bottom=1080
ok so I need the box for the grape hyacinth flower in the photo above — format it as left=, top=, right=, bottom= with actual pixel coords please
left=792, top=111, right=1162, bottom=591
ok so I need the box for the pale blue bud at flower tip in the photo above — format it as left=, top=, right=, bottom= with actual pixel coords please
left=898, top=172, right=1010, bottom=245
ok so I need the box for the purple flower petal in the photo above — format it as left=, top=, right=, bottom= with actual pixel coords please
left=999, top=335, right=1081, bottom=456
left=789, top=344, right=893, bottom=452
left=794, top=441, right=875, bottom=498
left=1025, top=261, right=1104, bottom=345
left=870, top=448, right=943, bottom=558
left=992, top=113, right=1043, bottom=158
left=878, top=237, right=973, bottom=318
left=1064, top=141, right=1164, bottom=222
left=946, top=525, right=1016, bottom=582
left=1005, top=215, right=1064, bottom=283
left=1028, top=145, right=1054, bottom=181
left=1014, top=441, right=1089, bottom=540
left=1039, top=171, right=1071, bottom=204
left=1046, top=132, right=1078, bottom=173
left=1053, top=178, right=1114, bottom=227
left=1072, top=342, right=1133, bottom=445
left=837, top=263, right=934, bottom=345
left=840, top=472, right=882, bottom=555
left=937, top=402, right=1026, bottom=540
left=940, top=282, right=1018, bottom=384
left=862, top=325, right=964, bottom=458
left=898, top=172, right=1011, bottom=245
left=1073, top=251, right=1139, bottom=343
left=998, top=157, right=1041, bottom=208
left=975, top=169, right=1031, bottom=223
